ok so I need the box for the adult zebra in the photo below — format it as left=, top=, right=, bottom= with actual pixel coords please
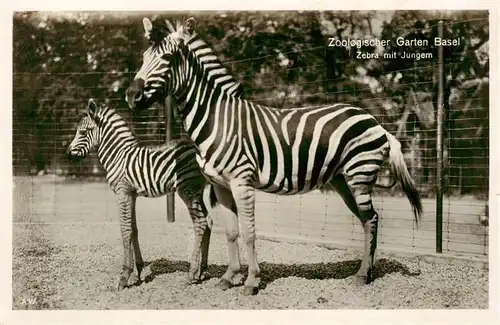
left=126, top=17, right=423, bottom=296
left=67, top=98, right=215, bottom=290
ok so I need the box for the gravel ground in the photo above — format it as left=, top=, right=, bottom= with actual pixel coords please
left=12, top=176, right=489, bottom=309
left=12, top=219, right=488, bottom=310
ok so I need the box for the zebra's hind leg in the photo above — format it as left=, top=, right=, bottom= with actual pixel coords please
left=356, top=210, right=378, bottom=285
left=116, top=190, right=135, bottom=290
left=330, top=174, right=378, bottom=284
left=349, top=184, right=379, bottom=284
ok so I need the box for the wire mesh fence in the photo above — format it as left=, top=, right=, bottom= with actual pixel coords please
left=12, top=12, right=489, bottom=259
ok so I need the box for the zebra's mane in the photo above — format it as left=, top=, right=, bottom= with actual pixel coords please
left=163, top=19, right=244, bottom=98
left=91, top=105, right=140, bottom=147
left=187, top=36, right=243, bottom=97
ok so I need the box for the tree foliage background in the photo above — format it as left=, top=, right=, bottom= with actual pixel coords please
left=12, top=10, right=489, bottom=197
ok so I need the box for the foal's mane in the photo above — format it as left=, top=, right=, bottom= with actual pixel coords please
left=91, top=104, right=140, bottom=146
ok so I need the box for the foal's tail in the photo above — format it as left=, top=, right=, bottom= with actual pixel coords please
left=386, top=132, right=423, bottom=225
left=201, top=184, right=217, bottom=229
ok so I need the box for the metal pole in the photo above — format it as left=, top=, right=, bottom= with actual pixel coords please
left=458, top=165, right=462, bottom=197
left=165, top=95, right=175, bottom=223
left=436, top=21, right=444, bottom=253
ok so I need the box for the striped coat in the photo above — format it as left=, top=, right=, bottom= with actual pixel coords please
left=67, top=99, right=212, bottom=290
left=126, top=17, right=423, bottom=296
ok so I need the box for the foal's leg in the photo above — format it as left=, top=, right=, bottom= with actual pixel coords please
left=177, top=184, right=211, bottom=284
left=187, top=198, right=211, bottom=284
left=230, top=179, right=260, bottom=296
left=199, top=219, right=211, bottom=280
left=130, top=193, right=144, bottom=284
left=117, top=190, right=135, bottom=290
left=211, top=184, right=241, bottom=291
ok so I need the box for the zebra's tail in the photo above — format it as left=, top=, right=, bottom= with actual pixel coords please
left=209, top=184, right=218, bottom=208
left=386, top=132, right=423, bottom=225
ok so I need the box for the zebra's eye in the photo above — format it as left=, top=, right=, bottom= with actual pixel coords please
left=78, top=129, right=87, bottom=136
left=162, top=53, right=173, bottom=61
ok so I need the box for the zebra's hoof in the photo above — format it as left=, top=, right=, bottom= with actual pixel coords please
left=355, top=275, right=370, bottom=285
left=243, top=286, right=259, bottom=296
left=199, top=271, right=210, bottom=281
left=216, top=278, right=233, bottom=291
left=188, top=278, right=201, bottom=285
left=187, top=273, right=199, bottom=285
left=117, top=277, right=128, bottom=291
left=188, top=272, right=210, bottom=285
left=129, top=273, right=141, bottom=286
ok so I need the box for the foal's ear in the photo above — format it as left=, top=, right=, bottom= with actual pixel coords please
left=182, top=17, right=196, bottom=36
left=87, top=98, right=98, bottom=116
left=143, top=17, right=153, bottom=39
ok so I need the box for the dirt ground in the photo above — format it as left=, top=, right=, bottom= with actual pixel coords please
left=12, top=176, right=489, bottom=309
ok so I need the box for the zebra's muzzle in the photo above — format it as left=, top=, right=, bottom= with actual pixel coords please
left=67, top=149, right=85, bottom=162
left=125, top=78, right=145, bottom=109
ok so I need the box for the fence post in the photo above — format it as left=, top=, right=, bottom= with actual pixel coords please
left=165, top=95, right=176, bottom=223
left=436, top=21, right=445, bottom=253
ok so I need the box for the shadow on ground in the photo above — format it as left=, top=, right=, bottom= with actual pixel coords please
left=143, top=258, right=421, bottom=290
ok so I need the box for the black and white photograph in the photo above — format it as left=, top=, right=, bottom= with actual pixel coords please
left=5, top=2, right=498, bottom=323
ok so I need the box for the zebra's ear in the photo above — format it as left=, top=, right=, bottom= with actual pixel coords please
left=165, top=19, right=175, bottom=33
left=143, top=17, right=153, bottom=39
left=87, top=98, right=98, bottom=116
left=182, top=17, right=196, bottom=36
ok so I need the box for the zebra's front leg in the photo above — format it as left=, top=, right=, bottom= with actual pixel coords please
left=117, top=191, right=135, bottom=290
left=210, top=184, right=241, bottom=291
left=231, top=180, right=260, bottom=296
left=217, top=208, right=241, bottom=290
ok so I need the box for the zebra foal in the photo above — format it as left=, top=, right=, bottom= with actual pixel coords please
left=125, top=17, right=423, bottom=296
left=67, top=98, right=213, bottom=290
